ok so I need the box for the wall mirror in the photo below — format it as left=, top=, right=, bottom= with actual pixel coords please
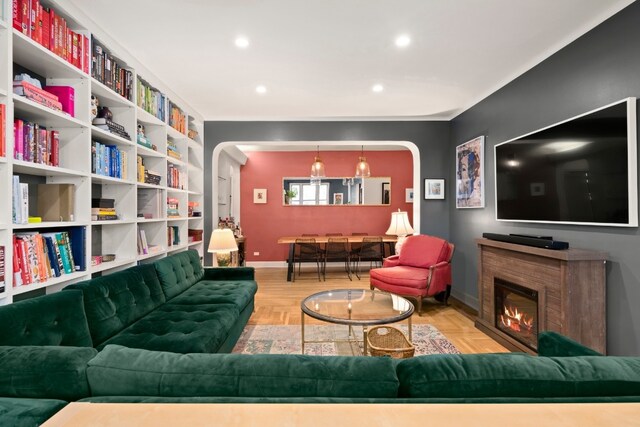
left=283, top=177, right=391, bottom=206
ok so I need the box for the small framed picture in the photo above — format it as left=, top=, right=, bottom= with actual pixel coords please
left=333, top=193, right=344, bottom=205
left=405, top=188, right=414, bottom=203
left=424, top=179, right=445, bottom=199
left=253, top=188, right=267, bottom=204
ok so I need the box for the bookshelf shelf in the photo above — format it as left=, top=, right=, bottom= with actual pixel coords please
left=137, top=218, right=166, bottom=223
left=166, top=156, right=186, bottom=167
left=137, top=182, right=164, bottom=190
left=13, top=96, right=88, bottom=129
left=137, top=144, right=164, bottom=158
left=12, top=271, right=88, bottom=296
left=188, top=216, right=204, bottom=221
left=12, top=221, right=87, bottom=230
left=12, top=30, right=89, bottom=80
left=14, top=160, right=87, bottom=177
left=137, top=250, right=166, bottom=261
left=167, top=217, right=188, bottom=222
left=91, top=219, right=136, bottom=226
left=166, top=126, right=185, bottom=140
left=136, top=106, right=165, bottom=127
left=188, top=240, right=203, bottom=247
left=91, top=78, right=135, bottom=108
left=91, top=126, right=135, bottom=147
left=167, top=244, right=189, bottom=253
left=187, top=190, right=202, bottom=195
left=91, top=174, right=135, bottom=185
left=167, top=187, right=187, bottom=194
left=0, top=87, right=7, bottom=97
left=91, top=258, right=136, bottom=274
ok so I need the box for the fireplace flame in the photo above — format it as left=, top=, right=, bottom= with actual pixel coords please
left=500, top=305, right=534, bottom=333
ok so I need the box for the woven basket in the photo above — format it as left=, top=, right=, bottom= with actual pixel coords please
left=367, top=326, right=415, bottom=359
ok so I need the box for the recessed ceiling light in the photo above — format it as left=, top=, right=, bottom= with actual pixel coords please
left=395, top=34, right=411, bottom=48
left=256, top=85, right=267, bottom=94
left=372, top=84, right=384, bottom=93
left=235, top=36, right=250, bottom=48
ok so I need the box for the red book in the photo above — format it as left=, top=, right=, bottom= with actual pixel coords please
left=12, top=0, right=22, bottom=31
left=18, top=238, right=31, bottom=285
left=50, top=130, right=59, bottom=166
left=72, top=32, right=79, bottom=68
left=0, top=104, right=5, bottom=158
left=20, top=0, right=29, bottom=35
left=83, top=35, right=90, bottom=74
left=36, top=3, right=43, bottom=46
left=12, top=236, right=23, bottom=287
left=29, top=0, right=37, bottom=40
left=41, top=7, right=50, bottom=50
left=49, top=9, right=56, bottom=55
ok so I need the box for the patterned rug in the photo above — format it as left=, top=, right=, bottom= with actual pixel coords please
left=232, top=324, right=460, bottom=356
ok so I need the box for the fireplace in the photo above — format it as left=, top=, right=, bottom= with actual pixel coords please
left=494, top=278, right=538, bottom=351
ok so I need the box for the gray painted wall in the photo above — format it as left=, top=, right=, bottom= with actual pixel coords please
left=203, top=121, right=450, bottom=265
left=450, top=2, right=640, bottom=355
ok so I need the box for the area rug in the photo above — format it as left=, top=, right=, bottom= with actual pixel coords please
left=232, top=324, right=460, bottom=356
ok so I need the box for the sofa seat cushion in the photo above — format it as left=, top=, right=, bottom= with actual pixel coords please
left=97, top=303, right=240, bottom=354
left=88, top=345, right=399, bottom=398
left=169, top=280, right=257, bottom=311
left=154, top=250, right=204, bottom=300
left=0, top=290, right=92, bottom=347
left=63, top=264, right=166, bottom=346
left=0, top=397, right=67, bottom=427
left=397, top=353, right=640, bottom=398
left=0, top=346, right=97, bottom=400
left=370, top=266, right=428, bottom=291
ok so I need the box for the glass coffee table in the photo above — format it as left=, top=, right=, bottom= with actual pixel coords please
left=300, top=289, right=414, bottom=355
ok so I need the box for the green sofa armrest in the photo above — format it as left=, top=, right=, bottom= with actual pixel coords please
left=538, top=332, right=603, bottom=357
left=203, top=267, right=255, bottom=281
left=0, top=346, right=97, bottom=400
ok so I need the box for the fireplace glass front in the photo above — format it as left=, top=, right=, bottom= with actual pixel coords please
left=494, top=278, right=539, bottom=351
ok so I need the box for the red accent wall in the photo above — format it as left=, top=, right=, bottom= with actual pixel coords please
left=239, top=150, right=413, bottom=262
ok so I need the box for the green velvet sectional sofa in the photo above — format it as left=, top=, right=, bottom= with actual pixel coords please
left=1, top=250, right=640, bottom=426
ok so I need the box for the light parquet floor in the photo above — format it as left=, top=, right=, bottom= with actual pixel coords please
left=249, top=267, right=509, bottom=354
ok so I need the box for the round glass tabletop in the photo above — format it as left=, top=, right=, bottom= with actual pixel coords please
left=301, top=289, right=414, bottom=326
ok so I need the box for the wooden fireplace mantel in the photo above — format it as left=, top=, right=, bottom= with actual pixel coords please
left=475, top=238, right=607, bottom=354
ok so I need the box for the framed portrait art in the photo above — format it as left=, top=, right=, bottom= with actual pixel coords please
left=424, top=179, right=445, bottom=200
left=253, top=189, right=267, bottom=204
left=456, top=136, right=485, bottom=208
left=333, top=193, right=344, bottom=205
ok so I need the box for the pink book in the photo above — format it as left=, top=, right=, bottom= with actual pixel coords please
left=14, top=119, right=24, bottom=161
left=44, top=86, right=75, bottom=117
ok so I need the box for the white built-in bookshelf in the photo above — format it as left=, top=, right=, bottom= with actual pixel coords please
left=0, top=2, right=204, bottom=304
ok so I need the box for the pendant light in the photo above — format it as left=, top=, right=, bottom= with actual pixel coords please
left=355, top=145, right=371, bottom=178
left=310, top=145, right=326, bottom=179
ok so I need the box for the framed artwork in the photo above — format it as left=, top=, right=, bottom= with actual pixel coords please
left=456, top=136, right=485, bottom=208
left=424, top=179, right=445, bottom=200
left=253, top=188, right=267, bottom=204
left=381, top=182, right=390, bottom=204
left=333, top=193, right=344, bottom=205
left=405, top=188, right=414, bottom=203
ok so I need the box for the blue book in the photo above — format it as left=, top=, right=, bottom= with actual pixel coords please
left=43, top=236, right=61, bottom=277
left=68, top=227, right=86, bottom=272
left=54, top=232, right=73, bottom=274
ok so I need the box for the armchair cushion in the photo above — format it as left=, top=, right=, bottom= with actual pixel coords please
left=371, top=266, right=429, bottom=290
left=382, top=255, right=401, bottom=268
left=398, top=235, right=450, bottom=269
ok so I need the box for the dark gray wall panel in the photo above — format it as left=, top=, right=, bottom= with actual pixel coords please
left=451, top=2, right=640, bottom=355
left=204, top=121, right=450, bottom=264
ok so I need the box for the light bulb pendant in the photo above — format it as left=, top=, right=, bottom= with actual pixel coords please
left=355, top=156, right=371, bottom=177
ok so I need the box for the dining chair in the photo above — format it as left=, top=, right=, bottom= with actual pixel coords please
left=353, top=236, right=384, bottom=280
left=323, top=237, right=352, bottom=281
left=349, top=232, right=369, bottom=259
left=293, top=238, right=324, bottom=282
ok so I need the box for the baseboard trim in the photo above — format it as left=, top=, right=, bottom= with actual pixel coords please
left=246, top=261, right=288, bottom=268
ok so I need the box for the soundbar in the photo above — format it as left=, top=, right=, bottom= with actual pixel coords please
left=482, top=233, right=569, bottom=250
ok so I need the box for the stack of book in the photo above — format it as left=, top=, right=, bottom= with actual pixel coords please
left=13, top=74, right=63, bottom=112
left=12, top=228, right=85, bottom=287
left=168, top=100, right=186, bottom=133
left=12, top=176, right=29, bottom=225
left=167, top=198, right=180, bottom=218
left=188, top=201, right=200, bottom=217
left=167, top=140, right=181, bottom=160
left=167, top=163, right=185, bottom=189
left=93, top=118, right=131, bottom=140
left=137, top=77, right=166, bottom=122
left=167, top=225, right=180, bottom=247
left=12, top=0, right=90, bottom=74
left=92, top=141, right=128, bottom=179
left=91, top=198, right=117, bottom=221
left=91, top=37, right=134, bottom=101
left=13, top=118, right=60, bottom=165
left=137, top=229, right=163, bottom=256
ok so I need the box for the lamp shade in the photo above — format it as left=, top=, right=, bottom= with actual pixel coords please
left=355, top=156, right=371, bottom=177
left=208, top=229, right=238, bottom=253
left=311, top=156, right=325, bottom=178
left=385, top=210, right=414, bottom=236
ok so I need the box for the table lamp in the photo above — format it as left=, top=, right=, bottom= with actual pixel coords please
left=208, top=228, right=238, bottom=267
left=385, top=209, right=414, bottom=255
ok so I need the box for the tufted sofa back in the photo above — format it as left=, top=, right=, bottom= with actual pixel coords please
left=64, top=264, right=166, bottom=346
left=153, top=250, right=204, bottom=300
left=0, top=290, right=93, bottom=347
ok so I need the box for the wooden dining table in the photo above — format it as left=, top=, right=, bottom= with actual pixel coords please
left=277, top=235, right=397, bottom=281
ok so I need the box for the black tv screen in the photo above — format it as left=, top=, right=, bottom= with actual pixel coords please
left=495, top=98, right=637, bottom=227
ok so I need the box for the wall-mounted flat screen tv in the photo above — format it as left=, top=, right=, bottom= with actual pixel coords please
left=495, top=98, right=637, bottom=227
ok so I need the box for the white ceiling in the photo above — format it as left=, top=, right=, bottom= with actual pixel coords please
left=67, top=0, right=633, bottom=121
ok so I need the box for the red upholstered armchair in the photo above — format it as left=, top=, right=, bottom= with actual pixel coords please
left=369, top=235, right=454, bottom=315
